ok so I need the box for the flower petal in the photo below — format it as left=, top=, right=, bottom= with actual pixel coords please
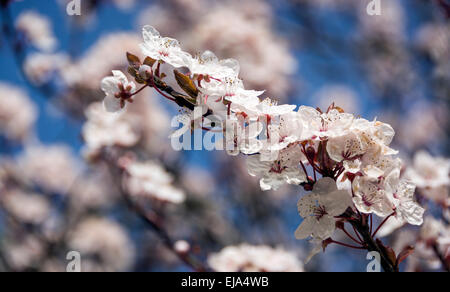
left=295, top=217, right=315, bottom=240
left=103, top=95, right=122, bottom=113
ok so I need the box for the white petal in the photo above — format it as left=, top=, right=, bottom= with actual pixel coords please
left=103, top=95, right=122, bottom=113
left=142, top=25, right=160, bottom=42
left=101, top=76, right=119, bottom=95
left=112, top=70, right=128, bottom=84
left=323, top=190, right=353, bottom=216
left=295, top=217, right=315, bottom=239
left=397, top=200, right=425, bottom=226
left=297, top=193, right=319, bottom=218
left=313, top=177, right=337, bottom=196
left=313, top=215, right=335, bottom=240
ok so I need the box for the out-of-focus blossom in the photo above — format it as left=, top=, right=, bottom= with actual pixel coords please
left=316, top=85, right=360, bottom=114
left=82, top=94, right=171, bottom=158
left=82, top=102, right=140, bottom=156
left=139, top=0, right=296, bottom=99
left=376, top=216, right=405, bottom=238
left=2, top=190, right=50, bottom=225
left=357, top=0, right=405, bottom=41
left=180, top=167, right=215, bottom=197
left=394, top=103, right=447, bottom=150
left=184, top=3, right=296, bottom=98
left=416, top=23, right=450, bottom=63
left=124, top=160, right=185, bottom=204
left=23, top=53, right=69, bottom=85
left=18, top=145, right=80, bottom=195
left=15, top=11, right=57, bottom=52
left=414, top=217, right=450, bottom=270
left=68, top=217, right=135, bottom=272
left=0, top=83, right=37, bottom=141
left=112, top=0, right=135, bottom=11
left=174, top=240, right=190, bottom=254
left=406, top=151, right=450, bottom=189
left=3, top=236, right=45, bottom=271
left=294, top=0, right=359, bottom=10
left=62, top=33, right=141, bottom=90
left=70, top=174, right=117, bottom=209
left=420, top=216, right=445, bottom=243
left=208, top=244, right=304, bottom=272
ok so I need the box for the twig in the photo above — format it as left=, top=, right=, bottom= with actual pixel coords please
left=372, top=212, right=395, bottom=238
left=431, top=243, right=450, bottom=272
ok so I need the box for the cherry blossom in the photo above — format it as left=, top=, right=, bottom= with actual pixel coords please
left=405, top=151, right=450, bottom=189
left=207, top=244, right=304, bottom=272
left=295, top=177, right=353, bottom=240
left=389, top=180, right=424, bottom=226
left=101, top=70, right=136, bottom=112
left=140, top=25, right=191, bottom=68
left=188, top=50, right=240, bottom=79
left=124, top=160, right=185, bottom=204
left=247, top=146, right=306, bottom=191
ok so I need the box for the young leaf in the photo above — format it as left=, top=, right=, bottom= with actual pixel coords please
left=376, top=238, right=397, bottom=268
left=395, top=246, right=415, bottom=268
left=126, top=52, right=141, bottom=69
left=143, top=56, right=157, bottom=67
left=174, top=70, right=199, bottom=99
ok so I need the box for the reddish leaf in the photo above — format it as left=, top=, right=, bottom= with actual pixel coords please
left=396, top=245, right=415, bottom=268
left=376, top=238, right=397, bottom=267
left=126, top=52, right=141, bottom=69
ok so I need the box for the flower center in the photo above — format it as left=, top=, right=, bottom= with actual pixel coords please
left=313, top=205, right=328, bottom=220
left=158, top=51, right=169, bottom=57
left=269, top=161, right=286, bottom=174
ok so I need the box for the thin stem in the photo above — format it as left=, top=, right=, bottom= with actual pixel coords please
left=148, top=71, right=177, bottom=102
left=432, top=244, right=450, bottom=272
left=350, top=217, right=396, bottom=272
left=104, top=157, right=208, bottom=272
left=369, top=214, right=373, bottom=235
left=130, top=84, right=149, bottom=96
left=372, top=212, right=395, bottom=238
left=341, top=226, right=363, bottom=245
left=329, top=239, right=366, bottom=250
left=352, top=225, right=363, bottom=243
left=299, top=160, right=309, bottom=178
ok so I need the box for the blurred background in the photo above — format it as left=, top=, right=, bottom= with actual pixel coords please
left=0, top=0, right=448, bottom=272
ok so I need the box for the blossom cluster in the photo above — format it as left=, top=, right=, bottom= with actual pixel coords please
left=100, top=26, right=425, bottom=246
left=207, top=244, right=304, bottom=272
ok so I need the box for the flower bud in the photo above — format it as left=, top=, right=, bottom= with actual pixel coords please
left=139, top=65, right=152, bottom=80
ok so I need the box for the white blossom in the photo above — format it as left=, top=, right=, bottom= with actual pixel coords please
left=0, top=83, right=37, bottom=141
left=124, top=160, right=185, bottom=204
left=389, top=180, right=424, bottom=226
left=405, top=151, right=450, bottom=189
left=82, top=102, right=140, bottom=154
left=247, top=146, right=306, bottom=191
left=68, top=217, right=135, bottom=272
left=208, top=244, right=304, bottom=272
left=295, top=177, right=352, bottom=240
left=101, top=70, right=136, bottom=113
left=15, top=11, right=57, bottom=52
left=140, top=25, right=191, bottom=68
